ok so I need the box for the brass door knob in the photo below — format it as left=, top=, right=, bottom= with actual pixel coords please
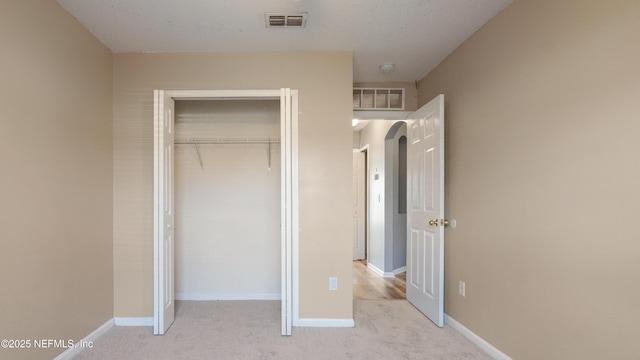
left=441, top=219, right=450, bottom=227
left=428, top=219, right=439, bottom=226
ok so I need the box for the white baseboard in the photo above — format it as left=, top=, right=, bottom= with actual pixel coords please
left=297, top=318, right=355, bottom=328
left=367, top=263, right=386, bottom=277
left=114, top=317, right=154, bottom=326
left=444, top=314, right=512, bottom=360
left=175, top=293, right=281, bottom=301
left=367, top=263, right=401, bottom=278
left=53, top=318, right=114, bottom=360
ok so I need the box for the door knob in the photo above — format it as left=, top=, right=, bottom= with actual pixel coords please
left=441, top=219, right=450, bottom=227
left=428, top=219, right=439, bottom=226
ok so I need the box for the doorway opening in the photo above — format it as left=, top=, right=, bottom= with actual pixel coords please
left=353, top=148, right=366, bottom=262
left=173, top=99, right=281, bottom=302
left=154, top=89, right=298, bottom=336
left=384, top=122, right=408, bottom=277
left=352, top=94, right=445, bottom=327
left=353, top=122, right=408, bottom=300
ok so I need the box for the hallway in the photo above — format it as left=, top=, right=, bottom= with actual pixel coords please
left=353, top=260, right=406, bottom=300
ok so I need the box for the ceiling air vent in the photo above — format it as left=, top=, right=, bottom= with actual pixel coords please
left=265, top=13, right=308, bottom=28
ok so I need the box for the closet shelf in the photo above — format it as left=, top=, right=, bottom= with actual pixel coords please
left=174, top=137, right=280, bottom=170
left=174, top=137, right=280, bottom=145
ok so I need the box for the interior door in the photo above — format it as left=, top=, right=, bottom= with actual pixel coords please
left=280, top=88, right=296, bottom=336
left=406, top=94, right=445, bottom=327
left=353, top=151, right=365, bottom=260
left=154, top=90, right=175, bottom=335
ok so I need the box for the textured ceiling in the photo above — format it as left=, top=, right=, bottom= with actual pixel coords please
left=57, top=0, right=511, bottom=82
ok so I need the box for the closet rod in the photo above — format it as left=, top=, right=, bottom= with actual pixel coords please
left=174, top=137, right=280, bottom=145
left=174, top=137, right=279, bottom=170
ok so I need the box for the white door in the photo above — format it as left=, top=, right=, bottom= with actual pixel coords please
left=406, top=94, right=445, bottom=327
left=153, top=90, right=175, bottom=335
left=280, top=88, right=296, bottom=336
left=353, top=151, right=365, bottom=260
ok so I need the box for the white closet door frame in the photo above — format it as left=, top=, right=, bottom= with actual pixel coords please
left=153, top=89, right=299, bottom=336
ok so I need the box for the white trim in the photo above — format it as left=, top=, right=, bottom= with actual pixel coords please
left=153, top=89, right=161, bottom=334
left=114, top=317, right=154, bottom=327
left=358, top=144, right=370, bottom=262
left=165, top=89, right=281, bottom=99
left=53, top=318, right=114, bottom=360
left=367, top=263, right=396, bottom=278
left=392, top=266, right=407, bottom=275
left=445, top=314, right=512, bottom=360
left=280, top=88, right=294, bottom=336
left=175, top=293, right=281, bottom=301
left=353, top=110, right=412, bottom=120
left=367, top=262, right=385, bottom=277
left=297, top=318, right=355, bottom=328
left=291, top=90, right=300, bottom=328
left=154, top=88, right=299, bottom=337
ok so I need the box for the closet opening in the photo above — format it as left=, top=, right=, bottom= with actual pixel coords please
left=154, top=89, right=298, bottom=336
left=174, top=99, right=281, bottom=302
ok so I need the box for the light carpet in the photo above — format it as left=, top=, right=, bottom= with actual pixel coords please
left=73, top=300, right=491, bottom=360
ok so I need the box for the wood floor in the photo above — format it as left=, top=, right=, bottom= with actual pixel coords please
left=353, top=260, right=406, bottom=300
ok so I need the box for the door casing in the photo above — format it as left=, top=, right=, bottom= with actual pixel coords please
left=353, top=150, right=366, bottom=260
left=153, top=89, right=299, bottom=335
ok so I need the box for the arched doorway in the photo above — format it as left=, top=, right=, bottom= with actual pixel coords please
left=384, top=122, right=408, bottom=275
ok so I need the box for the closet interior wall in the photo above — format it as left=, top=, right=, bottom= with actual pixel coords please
left=174, top=99, right=281, bottom=300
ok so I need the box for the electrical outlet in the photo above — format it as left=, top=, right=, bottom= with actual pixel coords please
left=329, top=277, right=338, bottom=291
left=459, top=281, right=466, bottom=297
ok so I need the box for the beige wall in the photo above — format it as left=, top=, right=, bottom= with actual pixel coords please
left=352, top=131, right=361, bottom=149
left=0, top=1, right=114, bottom=360
left=417, top=0, right=640, bottom=358
left=113, top=52, right=354, bottom=320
